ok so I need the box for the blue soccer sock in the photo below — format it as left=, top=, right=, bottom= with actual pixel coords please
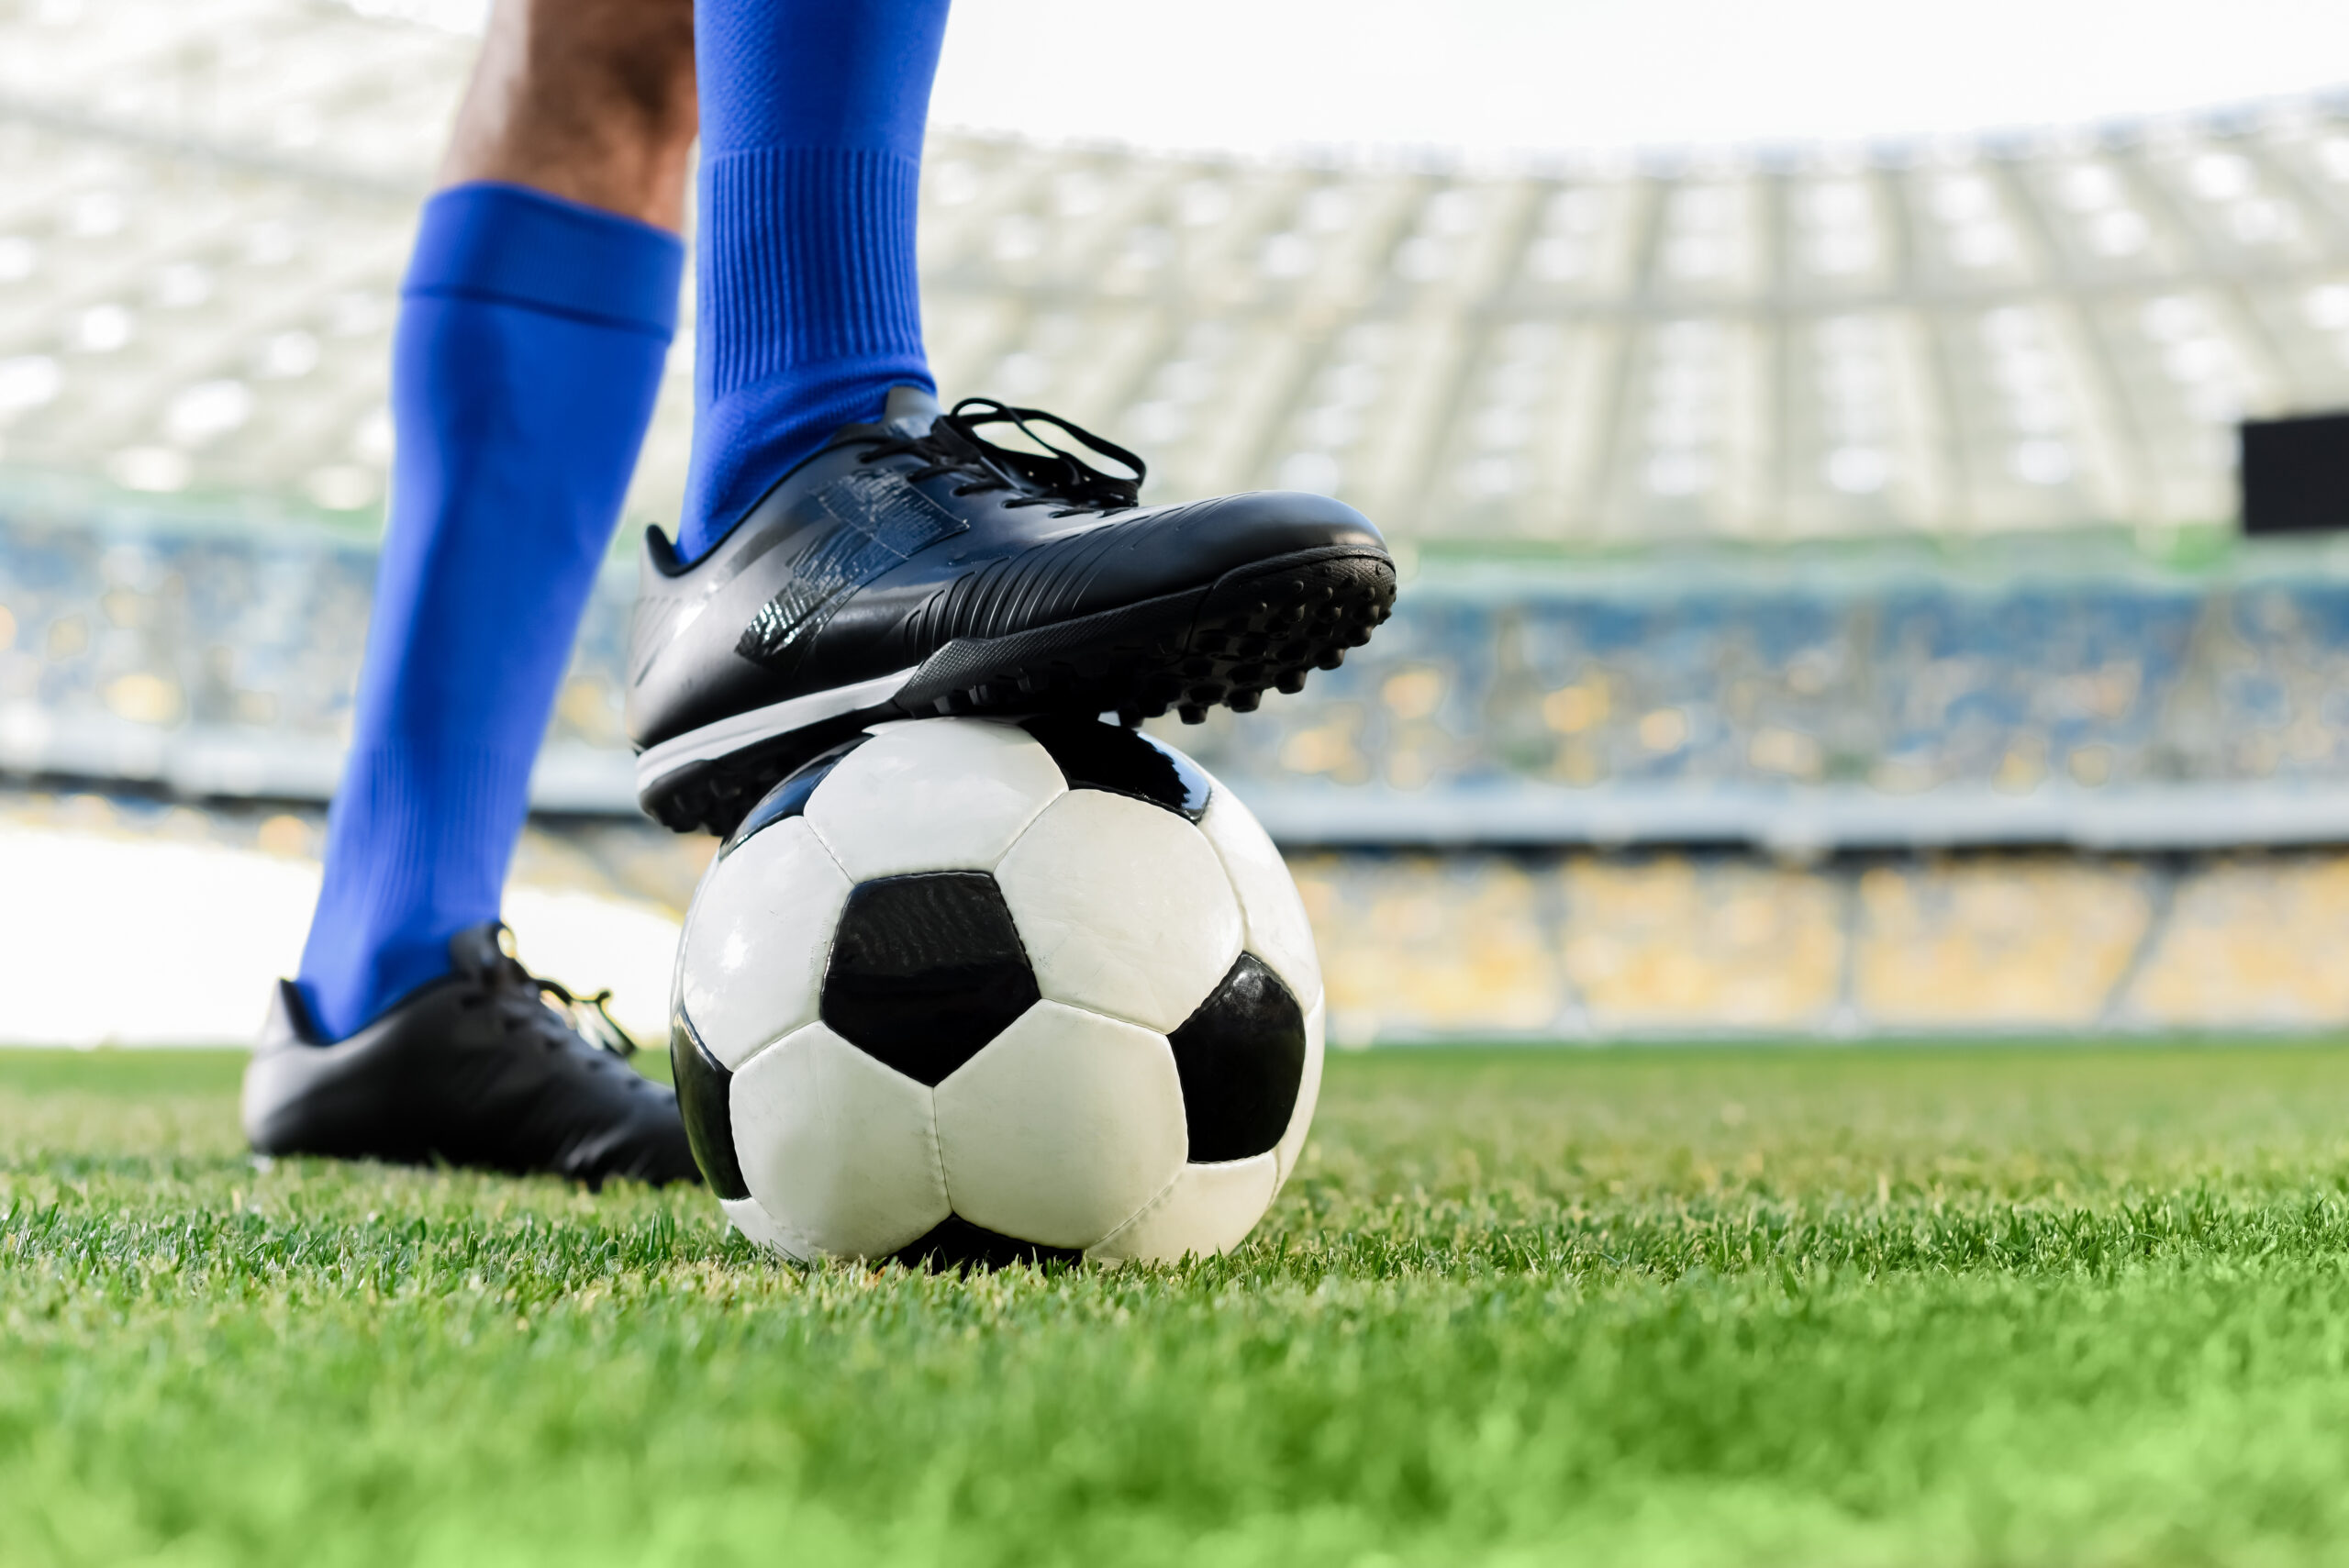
left=676, top=0, right=951, bottom=561
left=296, top=183, right=682, bottom=1040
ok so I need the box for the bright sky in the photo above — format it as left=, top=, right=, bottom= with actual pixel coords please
left=930, top=0, right=2349, bottom=159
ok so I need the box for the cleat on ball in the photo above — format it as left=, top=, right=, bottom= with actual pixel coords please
left=628, top=387, right=1396, bottom=835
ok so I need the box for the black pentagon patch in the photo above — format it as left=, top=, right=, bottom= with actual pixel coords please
left=669, top=1014, right=749, bottom=1200
left=1166, top=954, right=1307, bottom=1162
left=891, top=1214, right=1083, bottom=1273
left=821, top=873, right=1039, bottom=1086
left=720, top=734, right=871, bottom=857
left=1019, top=716, right=1211, bottom=821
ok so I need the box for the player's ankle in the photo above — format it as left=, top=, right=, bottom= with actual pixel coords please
left=674, top=367, right=933, bottom=561
left=295, top=929, right=467, bottom=1043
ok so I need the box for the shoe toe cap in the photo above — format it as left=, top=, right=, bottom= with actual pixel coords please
left=1174, top=488, right=1385, bottom=557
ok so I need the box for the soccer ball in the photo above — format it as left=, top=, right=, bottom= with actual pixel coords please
left=668, top=716, right=1325, bottom=1267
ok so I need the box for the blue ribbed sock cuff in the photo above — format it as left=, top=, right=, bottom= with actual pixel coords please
left=680, top=146, right=932, bottom=547
left=406, top=181, right=685, bottom=338
left=698, top=147, right=926, bottom=386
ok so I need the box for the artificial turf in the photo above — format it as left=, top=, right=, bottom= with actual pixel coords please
left=11, top=1043, right=2349, bottom=1565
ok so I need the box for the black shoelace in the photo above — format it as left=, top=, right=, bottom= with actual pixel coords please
left=848, top=397, right=1145, bottom=517
left=534, top=976, right=640, bottom=1060
left=461, top=958, right=640, bottom=1062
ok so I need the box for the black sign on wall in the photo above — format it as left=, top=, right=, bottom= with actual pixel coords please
left=2242, top=412, right=2349, bottom=535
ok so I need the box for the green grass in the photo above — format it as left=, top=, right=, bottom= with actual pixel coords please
left=14, top=1043, right=2349, bottom=1565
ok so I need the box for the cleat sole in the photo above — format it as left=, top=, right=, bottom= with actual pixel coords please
left=640, top=544, right=1397, bottom=835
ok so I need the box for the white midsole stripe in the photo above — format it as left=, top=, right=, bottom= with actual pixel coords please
left=633, top=667, right=918, bottom=795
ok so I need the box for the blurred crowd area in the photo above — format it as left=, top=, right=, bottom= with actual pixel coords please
left=12, top=509, right=2349, bottom=809
left=9, top=0, right=2349, bottom=1045
left=9, top=784, right=2346, bottom=1040
left=8, top=0, right=2349, bottom=544
left=0, top=512, right=373, bottom=754
left=0, top=509, right=628, bottom=803
left=1298, top=848, right=2349, bottom=1040
left=1181, top=563, right=2349, bottom=795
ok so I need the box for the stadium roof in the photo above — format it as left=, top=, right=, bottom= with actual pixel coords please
left=6, top=0, right=2349, bottom=544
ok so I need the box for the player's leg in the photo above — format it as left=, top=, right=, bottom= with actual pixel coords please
left=244, top=0, right=699, bottom=1184
left=678, top=0, right=944, bottom=559
left=626, top=0, right=1397, bottom=835
left=437, top=0, right=698, bottom=231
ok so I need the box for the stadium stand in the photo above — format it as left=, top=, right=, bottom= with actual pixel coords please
left=1293, top=847, right=2349, bottom=1041
left=1848, top=855, right=2154, bottom=1029
left=7, top=0, right=2349, bottom=1038
left=10, top=503, right=2349, bottom=849
left=0, top=505, right=629, bottom=804
left=1169, top=549, right=2349, bottom=846
left=18, top=784, right=2349, bottom=1041
left=1555, top=854, right=1846, bottom=1034
left=1295, top=851, right=1569, bottom=1041
left=8, top=0, right=2349, bottom=542
left=2122, top=852, right=2349, bottom=1027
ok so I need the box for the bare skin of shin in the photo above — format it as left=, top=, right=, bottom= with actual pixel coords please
left=438, top=0, right=698, bottom=231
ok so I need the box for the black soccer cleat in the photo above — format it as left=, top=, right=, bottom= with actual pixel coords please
left=242, top=923, right=700, bottom=1188
left=628, top=387, right=1397, bottom=834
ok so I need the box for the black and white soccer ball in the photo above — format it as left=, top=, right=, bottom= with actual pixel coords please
left=668, top=716, right=1324, bottom=1267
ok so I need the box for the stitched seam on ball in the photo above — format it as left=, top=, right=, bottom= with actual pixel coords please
left=797, top=796, right=860, bottom=884
left=1093, top=1164, right=1186, bottom=1256
left=923, top=1087, right=954, bottom=1220
left=796, top=814, right=859, bottom=1018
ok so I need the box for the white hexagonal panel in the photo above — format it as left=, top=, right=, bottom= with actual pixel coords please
left=806, top=718, right=1065, bottom=881
left=932, top=1000, right=1186, bottom=1251
left=1196, top=785, right=1323, bottom=1011
left=677, top=817, right=852, bottom=1070
left=1090, top=1152, right=1278, bottom=1264
left=732, top=1020, right=951, bottom=1261
left=994, top=790, right=1242, bottom=1033
left=1272, top=996, right=1327, bottom=1195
